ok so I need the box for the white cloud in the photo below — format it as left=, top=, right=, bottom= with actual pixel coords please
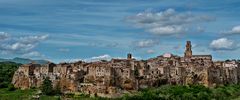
left=127, top=8, right=214, bottom=35
left=222, top=25, right=240, bottom=34
left=0, top=32, right=9, bottom=40
left=63, top=59, right=83, bottom=63
left=147, top=49, right=155, bottom=54
left=147, top=25, right=186, bottom=35
left=19, top=34, right=49, bottom=44
left=210, top=38, right=239, bottom=50
left=22, top=51, right=45, bottom=58
left=134, top=39, right=159, bottom=48
left=87, top=54, right=142, bottom=61
left=65, top=54, right=112, bottom=63
left=62, top=54, right=142, bottom=63
left=87, top=54, right=111, bottom=61
left=70, top=54, right=142, bottom=63
left=2, top=42, right=35, bottom=52
left=0, top=33, right=48, bottom=58
left=192, top=43, right=198, bottom=48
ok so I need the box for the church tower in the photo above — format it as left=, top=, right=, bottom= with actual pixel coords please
left=184, top=41, right=192, bottom=58
left=127, top=53, right=132, bottom=60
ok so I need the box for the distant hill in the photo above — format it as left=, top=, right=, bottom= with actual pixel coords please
left=0, top=57, right=49, bottom=64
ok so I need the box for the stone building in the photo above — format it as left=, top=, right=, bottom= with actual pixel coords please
left=12, top=41, right=240, bottom=97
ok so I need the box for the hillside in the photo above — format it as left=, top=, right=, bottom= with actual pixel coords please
left=0, top=57, right=48, bottom=64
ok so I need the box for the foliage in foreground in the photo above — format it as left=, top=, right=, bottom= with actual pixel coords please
left=41, top=77, right=61, bottom=96
left=41, top=77, right=53, bottom=95
left=0, top=62, right=21, bottom=88
left=118, top=84, right=240, bottom=100
left=2, top=84, right=240, bottom=100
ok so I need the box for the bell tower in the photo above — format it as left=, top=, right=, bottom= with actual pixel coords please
left=127, top=53, right=132, bottom=60
left=184, top=41, right=192, bottom=58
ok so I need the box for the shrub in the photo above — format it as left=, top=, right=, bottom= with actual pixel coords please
left=7, top=84, right=16, bottom=91
left=0, top=82, right=8, bottom=88
left=41, top=77, right=53, bottom=95
left=0, top=62, right=21, bottom=89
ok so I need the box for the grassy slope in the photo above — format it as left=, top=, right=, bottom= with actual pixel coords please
left=0, top=88, right=35, bottom=100
left=0, top=88, right=60, bottom=100
left=0, top=88, right=102, bottom=100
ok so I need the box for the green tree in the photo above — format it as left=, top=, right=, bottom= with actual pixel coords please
left=41, top=77, right=53, bottom=95
left=7, top=84, right=16, bottom=91
left=0, top=62, right=21, bottom=88
left=54, top=82, right=61, bottom=95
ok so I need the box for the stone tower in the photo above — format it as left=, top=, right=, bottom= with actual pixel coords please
left=184, top=41, right=192, bottom=58
left=127, top=53, right=132, bottom=60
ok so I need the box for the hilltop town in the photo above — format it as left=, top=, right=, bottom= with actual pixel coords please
left=12, top=41, right=240, bottom=97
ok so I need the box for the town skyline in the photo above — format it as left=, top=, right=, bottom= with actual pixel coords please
left=12, top=40, right=240, bottom=98
left=0, top=0, right=239, bottom=63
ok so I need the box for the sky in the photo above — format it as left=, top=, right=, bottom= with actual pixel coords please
left=0, top=0, right=240, bottom=63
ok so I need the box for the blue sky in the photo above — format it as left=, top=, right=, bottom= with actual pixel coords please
left=0, top=0, right=240, bottom=62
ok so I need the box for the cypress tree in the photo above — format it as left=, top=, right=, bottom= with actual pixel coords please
left=41, top=77, right=53, bottom=95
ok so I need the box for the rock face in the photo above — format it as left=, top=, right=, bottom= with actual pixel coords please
left=12, top=41, right=240, bottom=97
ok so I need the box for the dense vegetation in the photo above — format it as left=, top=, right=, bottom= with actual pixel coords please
left=41, top=77, right=53, bottom=95
left=117, top=84, right=240, bottom=100
left=0, top=62, right=21, bottom=88
left=2, top=84, right=240, bottom=100
left=41, top=77, right=61, bottom=96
